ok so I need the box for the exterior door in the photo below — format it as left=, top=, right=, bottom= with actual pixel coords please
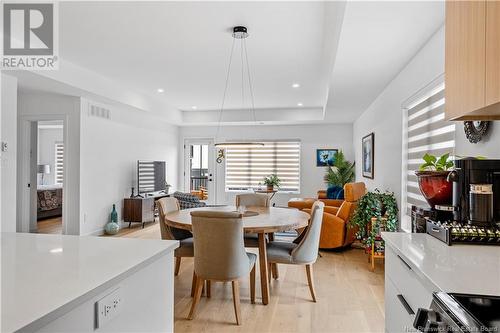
left=184, top=139, right=216, bottom=205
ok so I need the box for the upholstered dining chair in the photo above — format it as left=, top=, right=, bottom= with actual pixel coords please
left=266, top=201, right=325, bottom=302
left=157, top=197, right=193, bottom=276
left=235, top=193, right=279, bottom=278
left=235, top=193, right=270, bottom=207
left=188, top=211, right=256, bottom=325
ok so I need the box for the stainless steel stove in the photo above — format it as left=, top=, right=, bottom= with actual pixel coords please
left=414, top=292, right=500, bottom=332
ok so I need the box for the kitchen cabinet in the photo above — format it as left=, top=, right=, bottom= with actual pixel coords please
left=445, top=1, right=500, bottom=120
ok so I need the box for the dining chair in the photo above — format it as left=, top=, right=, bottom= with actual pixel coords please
left=235, top=193, right=270, bottom=207
left=235, top=193, right=278, bottom=278
left=157, top=197, right=194, bottom=276
left=266, top=201, right=325, bottom=302
left=188, top=210, right=256, bottom=325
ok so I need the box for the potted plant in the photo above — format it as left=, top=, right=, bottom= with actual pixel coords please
left=263, top=174, right=281, bottom=191
left=415, top=153, right=454, bottom=208
left=323, top=150, right=354, bottom=199
left=349, top=189, right=398, bottom=248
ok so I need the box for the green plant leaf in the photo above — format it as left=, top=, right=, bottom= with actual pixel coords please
left=422, top=153, right=436, bottom=164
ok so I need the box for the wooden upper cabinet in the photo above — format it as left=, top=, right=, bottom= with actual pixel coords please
left=445, top=1, right=500, bottom=120
left=486, top=0, right=500, bottom=107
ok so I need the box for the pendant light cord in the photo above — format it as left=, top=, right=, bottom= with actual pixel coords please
left=243, top=38, right=257, bottom=124
left=215, top=37, right=236, bottom=142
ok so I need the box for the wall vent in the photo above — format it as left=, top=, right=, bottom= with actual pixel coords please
left=88, top=103, right=111, bottom=120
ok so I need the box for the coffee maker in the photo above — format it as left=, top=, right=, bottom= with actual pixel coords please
left=450, top=158, right=500, bottom=226
left=424, top=159, right=500, bottom=245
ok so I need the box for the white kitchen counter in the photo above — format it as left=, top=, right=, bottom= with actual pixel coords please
left=1, top=232, right=179, bottom=332
left=382, top=232, right=500, bottom=296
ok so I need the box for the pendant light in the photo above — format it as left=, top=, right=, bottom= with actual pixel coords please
left=214, top=26, right=264, bottom=148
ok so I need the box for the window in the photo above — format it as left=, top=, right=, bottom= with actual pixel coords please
left=55, top=142, right=64, bottom=184
left=225, top=141, right=300, bottom=193
left=403, top=78, right=455, bottom=218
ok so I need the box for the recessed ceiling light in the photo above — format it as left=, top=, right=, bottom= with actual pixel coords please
left=191, top=106, right=197, bottom=110
left=297, top=102, right=303, bottom=107
left=292, top=83, right=300, bottom=88
left=157, top=88, right=164, bottom=93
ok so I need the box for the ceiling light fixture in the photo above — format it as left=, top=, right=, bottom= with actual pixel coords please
left=292, top=83, right=300, bottom=88
left=297, top=102, right=303, bottom=107
left=157, top=88, right=164, bottom=93
left=214, top=26, right=264, bottom=148
left=191, top=106, right=197, bottom=110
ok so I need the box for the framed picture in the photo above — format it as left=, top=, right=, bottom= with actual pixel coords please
left=316, top=149, right=338, bottom=167
left=362, top=133, right=374, bottom=179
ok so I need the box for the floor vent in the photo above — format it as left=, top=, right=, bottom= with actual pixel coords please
left=88, top=103, right=111, bottom=120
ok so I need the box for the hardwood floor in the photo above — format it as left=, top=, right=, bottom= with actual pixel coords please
left=37, top=217, right=62, bottom=234
left=117, top=223, right=385, bottom=332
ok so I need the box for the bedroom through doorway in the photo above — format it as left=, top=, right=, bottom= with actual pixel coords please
left=35, top=120, right=64, bottom=234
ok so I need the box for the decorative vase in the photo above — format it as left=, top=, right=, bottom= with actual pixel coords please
left=105, top=222, right=119, bottom=235
left=110, top=204, right=118, bottom=223
left=267, top=185, right=274, bottom=191
left=415, top=171, right=453, bottom=208
left=105, top=204, right=120, bottom=235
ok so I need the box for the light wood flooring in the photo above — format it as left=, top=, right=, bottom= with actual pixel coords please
left=116, top=222, right=385, bottom=332
left=37, top=217, right=62, bottom=234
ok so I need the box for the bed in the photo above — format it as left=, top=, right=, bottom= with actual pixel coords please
left=37, top=184, right=63, bottom=220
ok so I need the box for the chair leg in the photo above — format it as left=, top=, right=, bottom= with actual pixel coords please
left=191, top=271, right=196, bottom=297
left=250, top=265, right=256, bottom=304
left=188, top=276, right=204, bottom=320
left=175, top=257, right=181, bottom=276
left=271, top=263, right=279, bottom=280
left=206, top=280, right=211, bottom=298
left=231, top=280, right=242, bottom=325
left=305, top=264, right=317, bottom=302
left=267, top=263, right=272, bottom=284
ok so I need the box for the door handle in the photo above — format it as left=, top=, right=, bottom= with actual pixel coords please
left=397, top=255, right=412, bottom=271
left=397, top=294, right=415, bottom=315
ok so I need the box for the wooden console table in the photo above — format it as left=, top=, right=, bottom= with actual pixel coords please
left=368, top=217, right=387, bottom=272
left=123, top=192, right=172, bottom=228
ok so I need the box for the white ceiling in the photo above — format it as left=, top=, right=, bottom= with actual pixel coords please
left=59, top=1, right=338, bottom=112
left=325, top=1, right=445, bottom=122
left=14, top=1, right=445, bottom=125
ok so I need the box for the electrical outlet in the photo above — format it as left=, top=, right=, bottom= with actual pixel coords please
left=1, top=142, right=8, bottom=152
left=95, top=288, right=123, bottom=329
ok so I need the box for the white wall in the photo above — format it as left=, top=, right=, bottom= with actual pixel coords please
left=37, top=127, right=63, bottom=186
left=18, top=92, right=81, bottom=235
left=353, top=24, right=500, bottom=217
left=455, top=122, right=500, bottom=159
left=180, top=123, right=353, bottom=207
left=79, top=100, right=179, bottom=235
left=353, top=26, right=446, bottom=210
left=1, top=74, right=18, bottom=232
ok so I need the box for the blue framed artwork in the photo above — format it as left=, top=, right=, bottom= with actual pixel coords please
left=316, top=149, right=338, bottom=167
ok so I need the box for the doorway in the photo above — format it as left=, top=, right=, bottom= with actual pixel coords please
left=19, top=118, right=65, bottom=234
left=184, top=139, right=216, bottom=205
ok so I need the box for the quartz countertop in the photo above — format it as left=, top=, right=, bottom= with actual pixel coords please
left=382, top=232, right=500, bottom=296
left=1, top=232, right=179, bottom=333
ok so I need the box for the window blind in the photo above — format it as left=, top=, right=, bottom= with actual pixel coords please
left=404, top=83, right=455, bottom=215
left=225, top=141, right=301, bottom=192
left=55, top=142, right=64, bottom=185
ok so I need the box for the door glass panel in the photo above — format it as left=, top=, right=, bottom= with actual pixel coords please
left=189, top=144, right=209, bottom=200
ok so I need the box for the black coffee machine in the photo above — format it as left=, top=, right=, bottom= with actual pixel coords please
left=423, top=159, right=500, bottom=245
left=450, top=158, right=500, bottom=226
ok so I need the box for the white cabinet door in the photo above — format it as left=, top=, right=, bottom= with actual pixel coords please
left=385, top=276, right=417, bottom=333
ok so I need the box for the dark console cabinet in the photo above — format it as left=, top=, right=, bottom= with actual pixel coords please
left=123, top=197, right=155, bottom=228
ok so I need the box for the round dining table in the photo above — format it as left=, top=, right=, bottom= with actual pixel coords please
left=165, top=205, right=310, bottom=305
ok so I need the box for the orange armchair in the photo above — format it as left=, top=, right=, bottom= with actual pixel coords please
left=288, top=182, right=366, bottom=249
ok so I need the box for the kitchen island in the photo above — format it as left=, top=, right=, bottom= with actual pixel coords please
left=1, top=232, right=178, bottom=333
left=382, top=232, right=500, bottom=333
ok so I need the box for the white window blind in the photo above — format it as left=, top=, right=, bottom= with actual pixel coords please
left=225, top=141, right=301, bottom=192
left=404, top=81, right=455, bottom=215
left=55, top=142, right=64, bottom=185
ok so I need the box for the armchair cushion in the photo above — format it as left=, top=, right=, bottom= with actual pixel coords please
left=319, top=213, right=346, bottom=249
left=266, top=241, right=296, bottom=264
left=326, top=186, right=344, bottom=199
left=173, top=191, right=207, bottom=210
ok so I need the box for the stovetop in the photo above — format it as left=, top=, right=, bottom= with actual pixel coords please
left=426, top=219, right=500, bottom=245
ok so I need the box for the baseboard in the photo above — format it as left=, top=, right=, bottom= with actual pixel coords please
left=84, top=229, right=105, bottom=236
